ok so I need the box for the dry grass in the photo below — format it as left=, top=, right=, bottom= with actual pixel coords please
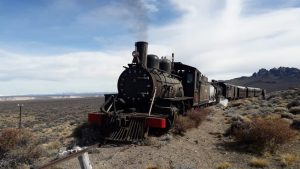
left=42, top=141, right=61, bottom=150
left=280, top=153, right=298, bottom=167
left=230, top=99, right=252, bottom=107
left=173, top=108, right=209, bottom=135
left=264, top=114, right=281, bottom=120
left=16, top=164, right=30, bottom=169
left=216, top=162, right=232, bottom=169
left=173, top=116, right=195, bottom=135
left=0, top=128, right=34, bottom=152
left=143, top=137, right=160, bottom=147
left=186, top=108, right=209, bottom=127
left=249, top=158, right=269, bottom=168
left=146, top=166, right=160, bottom=169
left=229, top=100, right=243, bottom=107
left=233, top=118, right=296, bottom=152
left=0, top=128, right=45, bottom=168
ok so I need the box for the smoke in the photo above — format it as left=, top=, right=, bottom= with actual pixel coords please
left=121, top=0, right=152, bottom=41
left=219, top=98, right=229, bottom=107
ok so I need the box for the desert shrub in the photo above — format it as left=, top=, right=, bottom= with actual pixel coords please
left=289, top=106, right=300, bottom=115
left=186, top=108, right=209, bottom=127
left=249, top=158, right=269, bottom=168
left=224, top=119, right=251, bottom=137
left=72, top=122, right=103, bottom=146
left=229, top=100, right=250, bottom=107
left=173, top=108, right=209, bottom=135
left=287, top=100, right=300, bottom=109
left=143, top=137, right=159, bottom=146
left=280, top=112, right=294, bottom=119
left=291, top=119, right=300, bottom=130
left=173, top=116, right=195, bottom=135
left=0, top=128, right=21, bottom=152
left=233, top=118, right=296, bottom=152
left=146, top=166, right=160, bottom=169
left=259, top=107, right=274, bottom=114
left=42, top=140, right=61, bottom=150
left=273, top=107, right=288, bottom=113
left=216, top=162, right=232, bottom=169
left=0, top=128, right=44, bottom=168
left=8, top=144, right=45, bottom=164
left=72, top=122, right=90, bottom=139
left=264, top=114, right=281, bottom=120
left=0, top=128, right=34, bottom=153
left=280, top=153, right=298, bottom=167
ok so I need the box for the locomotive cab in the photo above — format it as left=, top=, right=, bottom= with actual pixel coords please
left=173, top=62, right=211, bottom=107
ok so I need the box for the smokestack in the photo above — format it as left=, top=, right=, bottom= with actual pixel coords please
left=135, top=41, right=148, bottom=68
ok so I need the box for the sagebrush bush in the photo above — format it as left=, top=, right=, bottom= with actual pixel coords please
left=287, top=100, right=300, bottom=109
left=233, top=118, right=296, bottom=152
left=229, top=100, right=244, bottom=107
left=289, top=106, right=300, bottom=115
left=0, top=128, right=34, bottom=152
left=216, top=162, right=232, bottom=169
left=0, top=128, right=43, bottom=168
left=249, top=158, right=269, bottom=168
left=173, top=108, right=209, bottom=135
left=186, top=108, right=209, bottom=127
left=280, top=153, right=298, bottom=167
left=173, top=116, right=195, bottom=135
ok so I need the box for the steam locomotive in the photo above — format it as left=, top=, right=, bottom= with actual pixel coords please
left=88, top=41, right=266, bottom=142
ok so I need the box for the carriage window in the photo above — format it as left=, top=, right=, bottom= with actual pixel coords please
left=186, top=73, right=193, bottom=84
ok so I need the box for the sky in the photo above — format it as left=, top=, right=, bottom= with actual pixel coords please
left=0, top=0, right=300, bottom=96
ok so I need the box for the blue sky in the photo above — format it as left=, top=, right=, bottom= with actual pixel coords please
left=0, top=0, right=179, bottom=53
left=0, top=0, right=300, bottom=96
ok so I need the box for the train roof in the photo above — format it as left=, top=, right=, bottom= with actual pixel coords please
left=174, top=62, right=209, bottom=80
left=236, top=86, right=246, bottom=89
left=173, top=62, right=198, bottom=71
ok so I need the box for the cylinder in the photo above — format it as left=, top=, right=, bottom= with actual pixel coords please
left=135, top=41, right=148, bottom=68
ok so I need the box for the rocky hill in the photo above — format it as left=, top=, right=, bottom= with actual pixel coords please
left=227, top=67, right=300, bottom=92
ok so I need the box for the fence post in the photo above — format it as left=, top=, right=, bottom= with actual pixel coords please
left=17, top=104, right=24, bottom=129
left=78, top=152, right=92, bottom=169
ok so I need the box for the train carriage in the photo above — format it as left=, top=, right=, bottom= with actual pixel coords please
left=237, top=86, right=247, bottom=98
left=254, top=88, right=263, bottom=97
left=247, top=87, right=255, bottom=97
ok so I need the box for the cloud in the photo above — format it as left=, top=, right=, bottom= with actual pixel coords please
left=149, top=0, right=300, bottom=80
left=77, top=0, right=159, bottom=40
left=1, top=0, right=300, bottom=95
left=0, top=48, right=132, bottom=95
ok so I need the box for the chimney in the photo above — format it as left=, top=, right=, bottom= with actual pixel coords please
left=135, top=41, right=148, bottom=68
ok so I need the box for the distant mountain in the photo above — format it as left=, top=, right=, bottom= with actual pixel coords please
left=226, top=67, right=300, bottom=92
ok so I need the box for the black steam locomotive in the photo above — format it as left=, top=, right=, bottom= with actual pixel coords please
left=88, top=41, right=265, bottom=142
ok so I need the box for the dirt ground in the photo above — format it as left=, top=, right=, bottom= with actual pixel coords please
left=1, top=91, right=300, bottom=169
left=56, top=105, right=300, bottom=169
